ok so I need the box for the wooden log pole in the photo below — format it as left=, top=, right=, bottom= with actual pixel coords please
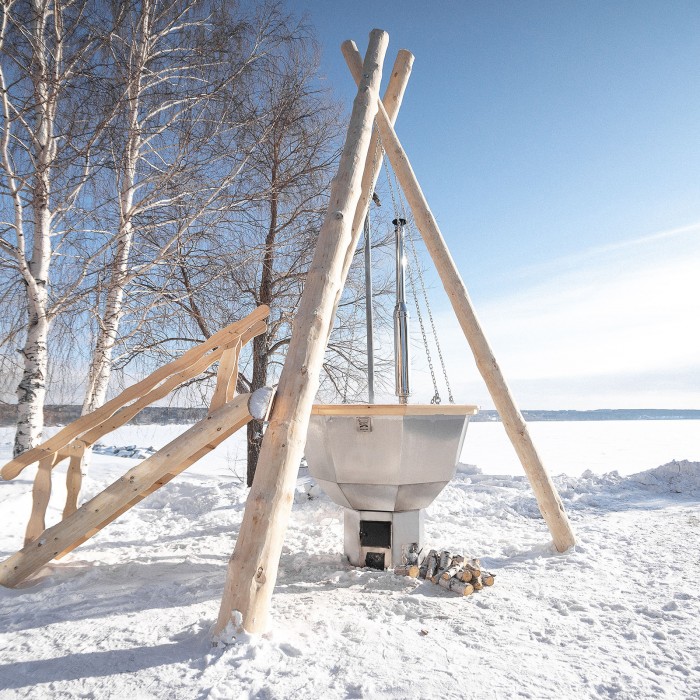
left=0, top=393, right=257, bottom=588
left=340, top=48, right=414, bottom=289
left=342, top=42, right=576, bottom=553
left=213, top=29, right=389, bottom=638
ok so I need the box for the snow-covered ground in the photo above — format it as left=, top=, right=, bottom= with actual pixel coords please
left=1, top=421, right=699, bottom=699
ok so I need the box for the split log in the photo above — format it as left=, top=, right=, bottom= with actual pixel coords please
left=213, top=30, right=389, bottom=637
left=441, top=555, right=467, bottom=580
left=441, top=563, right=463, bottom=580
left=463, top=560, right=481, bottom=579
left=342, top=42, right=576, bottom=554
left=431, top=550, right=452, bottom=582
left=472, top=576, right=484, bottom=591
left=421, top=550, right=438, bottom=580
left=481, top=572, right=495, bottom=586
left=394, top=564, right=420, bottom=578
left=438, top=577, right=474, bottom=596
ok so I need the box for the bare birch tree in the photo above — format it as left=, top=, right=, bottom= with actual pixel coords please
left=0, top=0, right=109, bottom=455
left=79, top=0, right=305, bottom=417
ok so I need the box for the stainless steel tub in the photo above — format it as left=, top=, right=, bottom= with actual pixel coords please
left=304, top=404, right=478, bottom=512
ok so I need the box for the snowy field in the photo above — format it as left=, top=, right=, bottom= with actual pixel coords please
left=1, top=421, right=699, bottom=699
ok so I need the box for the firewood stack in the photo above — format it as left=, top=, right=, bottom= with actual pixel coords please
left=394, top=549, right=495, bottom=596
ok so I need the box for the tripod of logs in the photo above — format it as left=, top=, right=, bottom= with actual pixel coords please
left=395, top=550, right=495, bottom=596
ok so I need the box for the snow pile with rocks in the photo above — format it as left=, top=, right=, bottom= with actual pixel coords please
left=0, top=424, right=699, bottom=699
left=92, top=442, right=157, bottom=460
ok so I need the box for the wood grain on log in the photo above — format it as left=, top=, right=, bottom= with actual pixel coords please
left=2, top=308, right=268, bottom=481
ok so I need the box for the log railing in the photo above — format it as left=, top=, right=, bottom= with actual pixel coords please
left=0, top=306, right=269, bottom=586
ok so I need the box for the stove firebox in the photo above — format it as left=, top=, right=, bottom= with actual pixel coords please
left=360, top=520, right=391, bottom=548
left=345, top=508, right=423, bottom=569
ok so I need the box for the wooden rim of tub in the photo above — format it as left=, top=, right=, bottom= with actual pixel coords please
left=311, top=404, right=479, bottom=416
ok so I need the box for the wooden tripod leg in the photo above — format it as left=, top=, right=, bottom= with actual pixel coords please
left=342, top=41, right=576, bottom=553
left=213, top=29, right=389, bottom=638
left=342, top=49, right=414, bottom=284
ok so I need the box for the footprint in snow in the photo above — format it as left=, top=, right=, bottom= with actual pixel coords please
left=279, top=643, right=303, bottom=657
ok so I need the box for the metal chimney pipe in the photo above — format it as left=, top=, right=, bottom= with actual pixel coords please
left=364, top=216, right=375, bottom=403
left=393, top=218, right=410, bottom=403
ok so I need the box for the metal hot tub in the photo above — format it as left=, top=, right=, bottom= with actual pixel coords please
left=304, top=403, right=478, bottom=568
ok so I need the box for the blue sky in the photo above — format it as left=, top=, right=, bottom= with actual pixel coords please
left=292, top=1, right=700, bottom=409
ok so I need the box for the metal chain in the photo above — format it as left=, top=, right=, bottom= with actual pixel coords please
left=378, top=133, right=455, bottom=404
left=379, top=141, right=442, bottom=404
left=407, top=228, right=455, bottom=404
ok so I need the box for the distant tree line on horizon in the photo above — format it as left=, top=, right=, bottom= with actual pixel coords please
left=471, top=409, right=700, bottom=422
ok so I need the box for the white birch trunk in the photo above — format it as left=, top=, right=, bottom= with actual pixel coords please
left=81, top=189, right=135, bottom=415
left=81, top=6, right=145, bottom=416
left=14, top=0, right=57, bottom=457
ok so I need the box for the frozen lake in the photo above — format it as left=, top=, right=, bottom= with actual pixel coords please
left=460, top=419, right=700, bottom=476
left=2, top=418, right=697, bottom=481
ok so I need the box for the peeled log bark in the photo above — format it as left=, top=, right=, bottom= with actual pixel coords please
left=213, top=30, right=390, bottom=638
left=340, top=49, right=414, bottom=294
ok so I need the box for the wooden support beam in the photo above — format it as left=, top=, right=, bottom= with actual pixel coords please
left=2, top=307, right=269, bottom=481
left=24, top=454, right=61, bottom=546
left=341, top=49, right=414, bottom=288
left=342, top=42, right=576, bottom=553
left=210, top=340, right=242, bottom=412
left=0, top=393, right=257, bottom=589
left=213, top=29, right=390, bottom=638
left=63, top=440, right=87, bottom=519
left=81, top=321, right=264, bottom=447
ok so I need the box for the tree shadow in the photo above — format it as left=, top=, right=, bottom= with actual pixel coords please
left=1, top=559, right=226, bottom=633
left=0, top=633, right=210, bottom=691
